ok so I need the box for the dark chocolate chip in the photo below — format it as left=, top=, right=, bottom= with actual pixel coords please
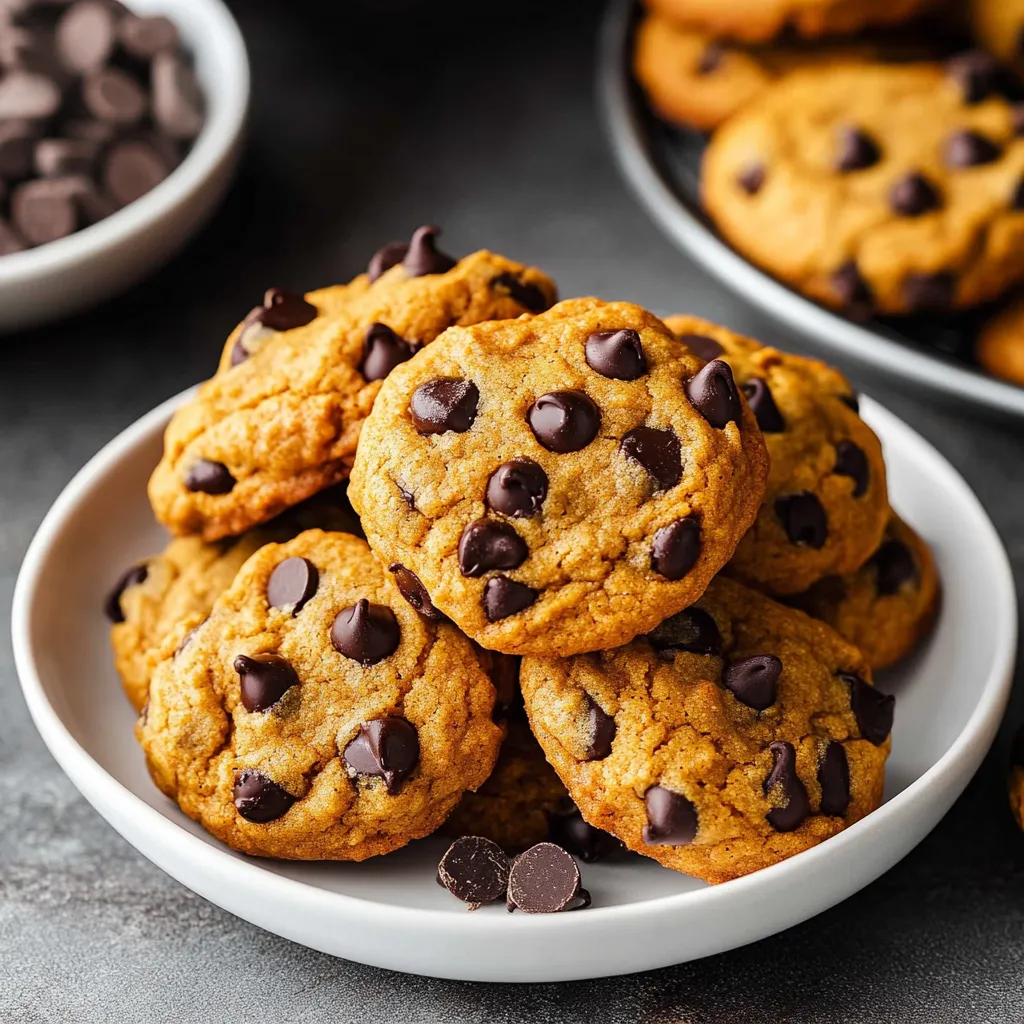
left=104, top=563, right=148, bottom=623
left=619, top=426, right=682, bottom=490
left=685, top=358, right=741, bottom=429
left=82, top=67, right=147, bottom=125
left=234, top=653, right=299, bottom=713
left=889, top=172, right=941, bottom=217
left=642, top=786, right=697, bottom=846
left=458, top=518, right=528, bottom=578
left=902, top=271, right=956, bottom=312
left=648, top=607, right=722, bottom=657
left=947, top=50, right=999, bottom=104
left=582, top=694, right=615, bottom=761
left=103, top=141, right=169, bottom=207
left=836, top=126, right=880, bottom=172
left=723, top=654, right=782, bottom=711
left=548, top=800, right=622, bottom=862
left=56, top=1, right=115, bottom=73
left=184, top=459, right=235, bottom=494
left=651, top=516, right=701, bottom=580
left=764, top=740, right=810, bottom=832
left=486, top=458, right=548, bottom=518
left=402, top=224, right=456, bottom=277
left=945, top=129, right=1001, bottom=168
left=151, top=51, right=204, bottom=140
left=677, top=332, right=723, bottom=361
left=0, top=121, right=36, bottom=179
left=775, top=492, right=827, bottom=548
left=831, top=260, right=874, bottom=315
left=527, top=390, right=600, bottom=453
left=11, top=179, right=78, bottom=245
left=343, top=716, right=419, bottom=794
left=482, top=576, right=538, bottom=621
left=696, top=42, right=723, bottom=75
left=0, top=219, right=26, bottom=256
left=330, top=599, right=401, bottom=665
left=834, top=439, right=869, bottom=497
left=397, top=482, right=416, bottom=509
left=388, top=563, right=443, bottom=621
left=737, top=162, right=765, bottom=195
left=118, top=14, right=179, bottom=59
left=585, top=328, right=647, bottom=380
left=870, top=539, right=917, bottom=595
left=840, top=672, right=894, bottom=745
left=742, top=377, right=784, bottom=433
left=35, top=138, right=98, bottom=178
left=491, top=272, right=548, bottom=313
left=175, top=620, right=203, bottom=656
left=506, top=842, right=591, bottom=914
left=367, top=240, right=407, bottom=282
left=256, top=288, right=317, bottom=331
left=437, top=836, right=511, bottom=909
left=267, top=556, right=319, bottom=614
left=409, top=377, right=479, bottom=434
left=839, top=392, right=860, bottom=414
left=0, top=71, right=61, bottom=120
left=818, top=741, right=851, bottom=817
left=232, top=769, right=295, bottom=822
left=359, top=322, right=417, bottom=381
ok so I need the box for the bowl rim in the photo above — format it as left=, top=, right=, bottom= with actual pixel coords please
left=0, top=0, right=250, bottom=285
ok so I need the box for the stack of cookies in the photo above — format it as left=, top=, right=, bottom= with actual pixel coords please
left=107, top=226, right=938, bottom=896
left=633, top=0, right=1024, bottom=390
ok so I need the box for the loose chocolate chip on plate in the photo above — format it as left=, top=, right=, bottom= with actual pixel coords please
left=870, top=539, right=917, bottom=595
left=723, top=654, right=782, bottom=711
left=367, top=239, right=407, bottom=282
left=945, top=129, right=1001, bottom=168
left=642, top=785, right=697, bottom=846
left=486, top=458, right=547, bottom=518
left=409, top=377, right=479, bottom=435
left=184, top=458, right=235, bottom=494
left=388, top=563, right=444, bottom=621
left=152, top=51, right=204, bottom=140
left=889, top=172, right=941, bottom=217
left=35, top=138, right=98, bottom=178
left=103, top=140, right=168, bottom=206
left=585, top=328, right=647, bottom=380
left=678, top=332, right=723, bottom=360
left=775, top=492, right=827, bottom=548
left=104, top=563, right=148, bottom=623
left=651, top=516, right=700, bottom=580
left=0, top=71, right=61, bottom=119
left=548, top=800, right=622, bottom=862
left=267, top=556, right=318, bottom=614
left=343, top=716, right=419, bottom=794
left=331, top=599, right=400, bottom=666
left=491, top=272, right=548, bottom=313
left=360, top=322, right=417, bottom=381
left=0, top=220, right=26, bottom=256
left=696, top=41, right=723, bottom=75
left=56, top=0, right=115, bottom=73
left=528, top=391, right=600, bottom=453
left=582, top=694, right=615, bottom=761
left=458, top=518, right=528, bottom=577
left=648, top=607, right=722, bottom=657
left=737, top=162, right=765, bottom=195
left=686, top=358, right=741, bottom=429
left=507, top=842, right=591, bottom=914
left=82, top=67, right=147, bottom=125
left=233, top=769, right=295, bottom=822
left=836, top=126, right=880, bottom=172
left=742, top=377, right=784, bottom=433
left=234, top=653, right=299, bottom=713
left=619, top=426, right=682, bottom=490
left=482, top=576, right=538, bottom=622
left=402, top=224, right=456, bottom=277
left=840, top=672, right=894, bottom=745
left=11, top=179, right=79, bottom=245
left=0, top=120, right=37, bottom=179
left=437, top=836, right=511, bottom=910
left=903, top=271, right=955, bottom=312
left=119, top=14, right=179, bottom=60
left=946, top=50, right=999, bottom=104
left=831, top=260, right=873, bottom=315
left=834, top=439, right=869, bottom=497
left=764, top=740, right=810, bottom=832
left=818, top=740, right=851, bottom=817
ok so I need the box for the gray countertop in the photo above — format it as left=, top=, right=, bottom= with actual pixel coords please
left=2, top=2, right=1023, bottom=1020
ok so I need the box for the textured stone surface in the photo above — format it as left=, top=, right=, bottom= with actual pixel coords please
left=2, top=1, right=1024, bottom=1020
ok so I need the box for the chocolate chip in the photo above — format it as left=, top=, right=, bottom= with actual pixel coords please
left=0, top=220, right=26, bottom=256
left=486, top=458, right=548, bottom=518
left=619, top=426, right=682, bottom=490
left=834, top=439, right=869, bottom=497
left=741, top=377, right=784, bottom=433
left=585, top=328, right=647, bottom=380
left=642, top=786, right=697, bottom=846
left=902, top=271, right=955, bottom=312
left=35, top=138, right=98, bottom=178
left=947, top=50, right=999, bottom=104
left=359, top=322, right=417, bottom=381
left=367, top=240, right=407, bottom=282
left=266, top=556, right=318, bottom=614
left=402, top=224, right=457, bottom=277
left=388, top=563, right=443, bottom=620
left=63, top=118, right=118, bottom=145
left=723, top=654, right=782, bottom=711
left=184, top=459, right=235, bottom=494
left=582, top=694, right=615, bottom=760
left=548, top=800, right=622, bottom=862
left=104, top=563, right=147, bottom=623
left=409, top=377, right=479, bottom=434
left=331, top=599, right=400, bottom=666
left=737, top=162, right=765, bottom=195
left=0, top=72, right=61, bottom=119
left=56, top=1, right=115, bottom=73
left=696, top=42, right=723, bottom=75
left=831, top=260, right=873, bottom=314
left=458, top=518, right=528, bottom=577
left=490, top=272, right=548, bottom=313
left=152, top=51, right=204, bottom=140
left=482, top=576, right=538, bottom=621
left=232, top=769, right=295, bottom=822
left=343, top=716, right=419, bottom=794
left=648, top=607, right=722, bottom=657
left=527, top=391, right=600, bottom=453
left=839, top=392, right=860, bottom=414
left=870, top=539, right=917, bottom=595
left=507, top=842, right=591, bottom=914
left=234, top=653, right=299, bottom=713
left=775, top=492, right=827, bottom=548
left=437, top=836, right=510, bottom=909
left=764, top=741, right=810, bottom=832
left=82, top=67, right=147, bottom=125
left=397, top=482, right=416, bottom=509
left=818, top=741, right=850, bottom=817
left=945, top=129, right=1001, bottom=168
left=11, top=179, right=78, bottom=244
left=118, top=14, right=179, bottom=59
left=840, top=672, right=894, bottom=745
left=256, top=288, right=317, bottom=332
left=651, top=516, right=700, bottom=580
left=685, top=358, right=742, bottom=429
left=678, top=332, right=724, bottom=361
left=836, top=126, right=880, bottom=172
left=889, top=172, right=941, bottom=217
left=0, top=121, right=37, bottom=179
left=103, top=141, right=169, bottom=207
left=175, top=620, right=202, bottom=656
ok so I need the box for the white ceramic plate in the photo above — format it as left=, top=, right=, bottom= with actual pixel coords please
left=12, top=389, right=1016, bottom=982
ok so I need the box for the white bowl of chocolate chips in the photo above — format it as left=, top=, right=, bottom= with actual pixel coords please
left=0, top=0, right=248, bottom=330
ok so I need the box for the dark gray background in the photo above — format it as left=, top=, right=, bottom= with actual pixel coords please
left=2, top=2, right=1023, bottom=1020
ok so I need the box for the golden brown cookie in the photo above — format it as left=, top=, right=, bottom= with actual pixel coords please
left=789, top=514, right=940, bottom=669
left=976, top=293, right=1024, bottom=387
left=664, top=316, right=888, bottom=595
left=702, top=62, right=1024, bottom=315
left=969, top=2, right=1024, bottom=77
left=520, top=577, right=893, bottom=884
left=149, top=227, right=557, bottom=541
left=138, top=530, right=503, bottom=860
left=350, top=299, right=769, bottom=657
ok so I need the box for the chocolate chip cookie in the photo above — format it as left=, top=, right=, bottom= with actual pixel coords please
left=789, top=514, right=939, bottom=670
left=664, top=316, right=888, bottom=595
left=969, top=2, right=1024, bottom=78
left=148, top=227, right=557, bottom=541
left=520, top=576, right=893, bottom=884
left=976, top=293, right=1024, bottom=387
left=702, top=62, right=1024, bottom=315
left=349, top=298, right=770, bottom=657
left=138, top=529, right=503, bottom=860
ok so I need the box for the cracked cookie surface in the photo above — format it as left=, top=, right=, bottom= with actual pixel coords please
left=138, top=529, right=503, bottom=860
left=520, top=576, right=892, bottom=883
left=349, top=298, right=769, bottom=657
